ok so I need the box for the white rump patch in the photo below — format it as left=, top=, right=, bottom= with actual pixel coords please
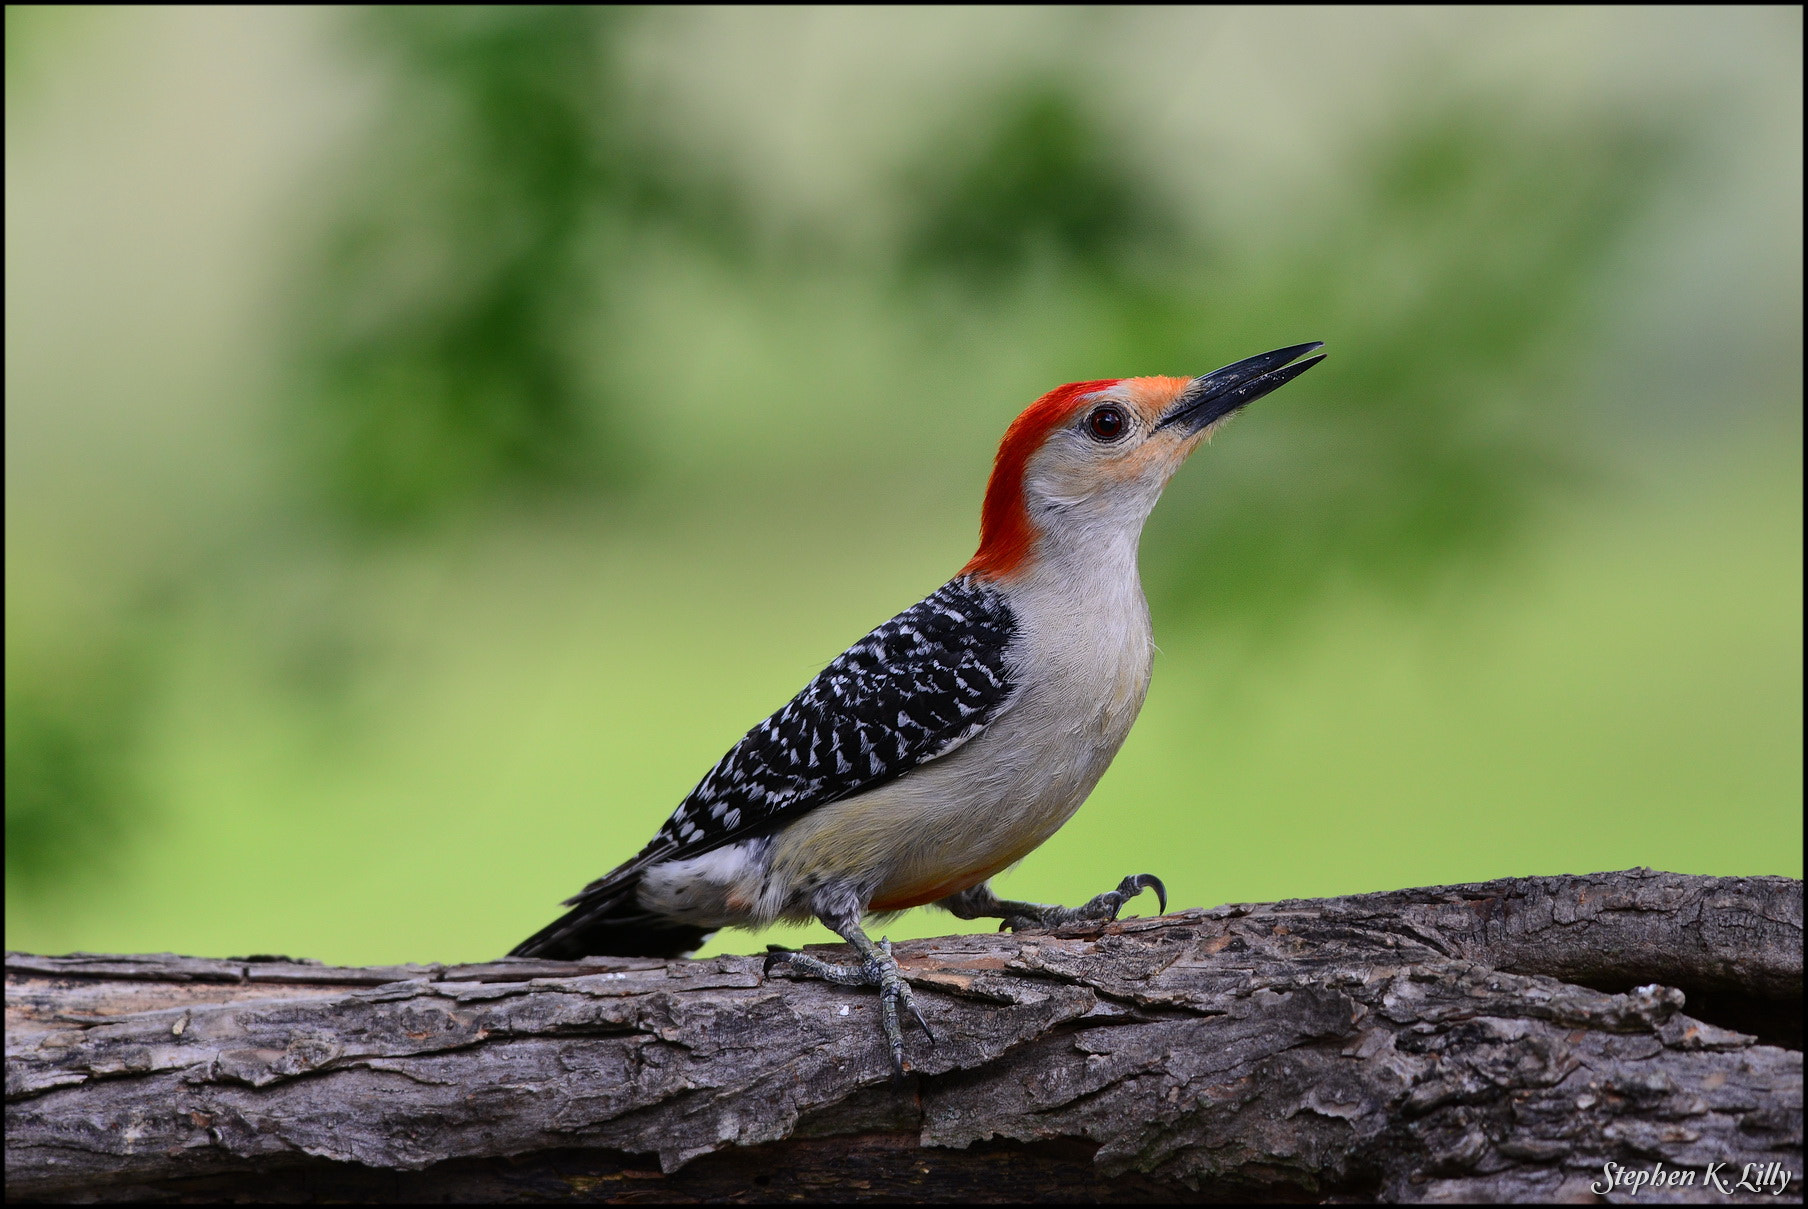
left=638, top=842, right=767, bottom=928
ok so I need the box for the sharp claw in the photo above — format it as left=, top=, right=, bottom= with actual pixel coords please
left=1111, top=873, right=1167, bottom=917
left=762, top=950, right=792, bottom=977
left=889, top=1038, right=906, bottom=1079
left=1135, top=873, right=1168, bottom=915
left=908, top=994, right=936, bottom=1045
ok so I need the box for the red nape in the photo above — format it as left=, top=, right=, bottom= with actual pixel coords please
left=961, top=380, right=1119, bottom=581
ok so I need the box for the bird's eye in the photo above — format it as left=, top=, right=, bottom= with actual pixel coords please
left=1087, top=405, right=1128, bottom=442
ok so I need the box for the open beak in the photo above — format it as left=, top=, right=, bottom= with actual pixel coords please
left=1157, top=342, right=1326, bottom=436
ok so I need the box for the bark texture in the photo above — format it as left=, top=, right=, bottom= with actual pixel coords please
left=6, top=869, right=1801, bottom=1203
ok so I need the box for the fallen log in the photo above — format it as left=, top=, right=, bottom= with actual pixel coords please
left=6, top=869, right=1801, bottom=1202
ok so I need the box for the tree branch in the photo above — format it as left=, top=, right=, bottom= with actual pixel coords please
left=7, top=869, right=1801, bottom=1202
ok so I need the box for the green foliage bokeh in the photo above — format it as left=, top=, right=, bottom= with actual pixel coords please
left=5, top=7, right=1800, bottom=964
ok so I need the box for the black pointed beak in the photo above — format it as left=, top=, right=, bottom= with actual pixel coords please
left=1157, top=342, right=1326, bottom=435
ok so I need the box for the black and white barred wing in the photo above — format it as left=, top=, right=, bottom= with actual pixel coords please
left=507, top=576, right=1017, bottom=958
left=592, top=576, right=1016, bottom=894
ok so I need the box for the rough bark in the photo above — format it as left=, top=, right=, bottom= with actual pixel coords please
left=6, top=869, right=1801, bottom=1203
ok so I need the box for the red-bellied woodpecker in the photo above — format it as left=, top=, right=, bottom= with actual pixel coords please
left=512, top=342, right=1326, bottom=1075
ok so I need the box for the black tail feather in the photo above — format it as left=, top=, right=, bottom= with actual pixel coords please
left=509, top=887, right=712, bottom=960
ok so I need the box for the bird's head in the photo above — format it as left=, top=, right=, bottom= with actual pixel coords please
left=963, top=342, right=1325, bottom=580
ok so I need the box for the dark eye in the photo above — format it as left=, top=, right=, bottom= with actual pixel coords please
left=1087, top=405, right=1128, bottom=442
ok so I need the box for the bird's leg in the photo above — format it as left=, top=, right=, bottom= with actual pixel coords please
left=939, top=874, right=1167, bottom=933
left=762, top=889, right=933, bottom=1080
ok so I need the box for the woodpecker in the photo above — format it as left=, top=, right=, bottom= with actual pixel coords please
left=512, top=342, right=1326, bottom=1075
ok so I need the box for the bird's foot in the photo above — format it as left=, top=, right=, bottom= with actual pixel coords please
left=764, top=938, right=934, bottom=1079
left=996, top=873, right=1168, bottom=932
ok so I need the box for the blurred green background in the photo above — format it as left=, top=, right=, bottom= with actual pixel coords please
left=6, top=7, right=1800, bottom=966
